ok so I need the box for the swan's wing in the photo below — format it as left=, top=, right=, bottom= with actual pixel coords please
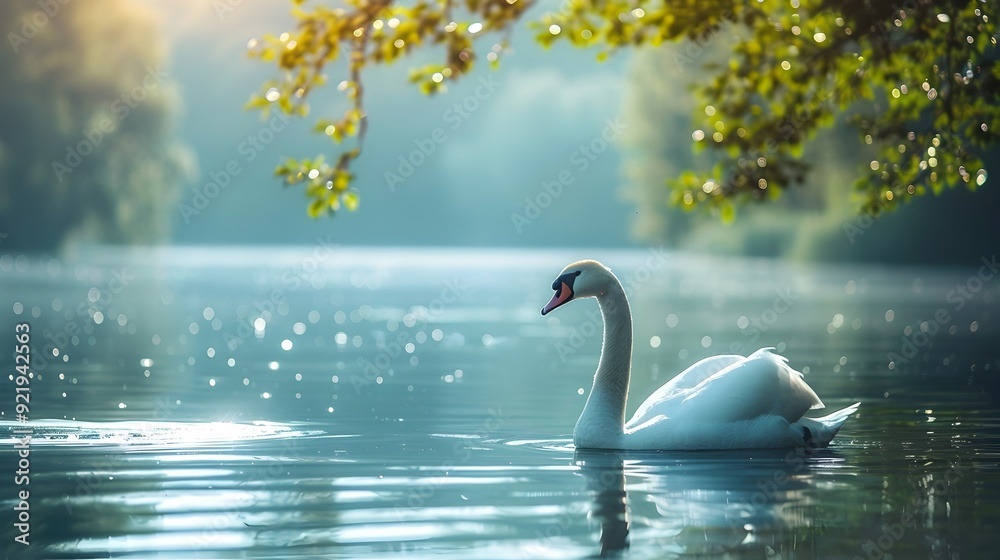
left=671, top=348, right=823, bottom=424
left=666, top=354, right=748, bottom=391
left=626, top=354, right=745, bottom=428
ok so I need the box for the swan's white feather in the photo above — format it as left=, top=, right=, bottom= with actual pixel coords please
left=546, top=259, right=860, bottom=450
left=624, top=354, right=744, bottom=429
left=626, top=348, right=823, bottom=429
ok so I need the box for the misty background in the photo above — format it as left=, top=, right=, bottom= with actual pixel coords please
left=1, top=0, right=996, bottom=263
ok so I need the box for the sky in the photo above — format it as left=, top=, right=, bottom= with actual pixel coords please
left=157, top=1, right=638, bottom=248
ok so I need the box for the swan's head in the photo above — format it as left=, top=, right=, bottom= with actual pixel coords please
left=541, top=260, right=614, bottom=315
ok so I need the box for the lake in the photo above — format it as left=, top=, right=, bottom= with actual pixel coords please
left=1, top=245, right=998, bottom=559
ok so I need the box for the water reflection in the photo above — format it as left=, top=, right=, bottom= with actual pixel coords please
left=574, top=447, right=843, bottom=558
left=0, top=422, right=994, bottom=559
left=1, top=247, right=998, bottom=558
left=575, top=450, right=629, bottom=556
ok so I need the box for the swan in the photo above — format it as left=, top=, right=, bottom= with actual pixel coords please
left=541, top=259, right=860, bottom=450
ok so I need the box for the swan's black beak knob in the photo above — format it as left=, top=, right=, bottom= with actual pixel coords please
left=541, top=271, right=581, bottom=315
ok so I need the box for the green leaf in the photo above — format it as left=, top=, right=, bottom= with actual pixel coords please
left=307, top=197, right=327, bottom=218
left=343, top=190, right=360, bottom=211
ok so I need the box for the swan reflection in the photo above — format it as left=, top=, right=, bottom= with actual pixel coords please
left=574, top=447, right=841, bottom=558
left=576, top=450, right=630, bottom=557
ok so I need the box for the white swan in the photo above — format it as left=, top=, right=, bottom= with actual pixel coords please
left=541, top=260, right=860, bottom=450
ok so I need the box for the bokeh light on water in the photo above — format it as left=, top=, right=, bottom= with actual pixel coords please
left=0, top=246, right=998, bottom=558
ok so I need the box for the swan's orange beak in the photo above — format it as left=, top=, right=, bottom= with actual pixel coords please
left=541, top=281, right=574, bottom=315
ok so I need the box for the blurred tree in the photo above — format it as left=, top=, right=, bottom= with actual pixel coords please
left=250, top=0, right=997, bottom=220
left=623, top=43, right=1000, bottom=265
left=0, top=0, right=193, bottom=252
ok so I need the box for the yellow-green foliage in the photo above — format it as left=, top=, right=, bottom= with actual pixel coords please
left=249, top=0, right=998, bottom=220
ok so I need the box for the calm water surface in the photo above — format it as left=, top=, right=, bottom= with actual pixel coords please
left=0, top=247, right=998, bottom=559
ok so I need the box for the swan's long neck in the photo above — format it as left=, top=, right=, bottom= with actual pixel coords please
left=574, top=279, right=632, bottom=447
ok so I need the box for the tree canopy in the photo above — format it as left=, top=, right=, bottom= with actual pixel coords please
left=248, top=0, right=998, bottom=221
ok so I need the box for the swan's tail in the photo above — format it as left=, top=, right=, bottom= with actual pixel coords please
left=795, top=402, right=860, bottom=447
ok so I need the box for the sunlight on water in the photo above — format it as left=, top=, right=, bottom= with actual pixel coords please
left=0, top=247, right=998, bottom=558
left=505, top=438, right=576, bottom=453
left=0, top=419, right=324, bottom=448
